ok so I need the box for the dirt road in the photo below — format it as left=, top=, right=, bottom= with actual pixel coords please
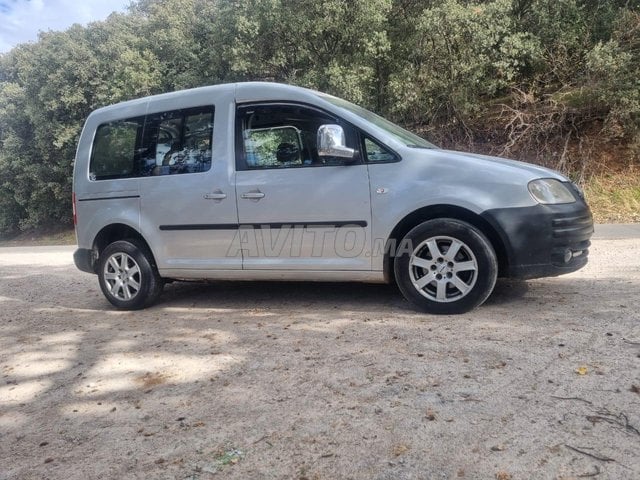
left=1, top=237, right=639, bottom=479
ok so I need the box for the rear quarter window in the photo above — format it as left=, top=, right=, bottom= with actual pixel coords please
left=90, top=118, right=143, bottom=180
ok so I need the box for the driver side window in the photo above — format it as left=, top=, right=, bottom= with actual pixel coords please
left=236, top=104, right=359, bottom=170
left=245, top=126, right=304, bottom=168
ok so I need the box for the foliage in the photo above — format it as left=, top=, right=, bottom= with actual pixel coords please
left=388, top=0, right=541, bottom=126
left=0, top=0, right=638, bottom=236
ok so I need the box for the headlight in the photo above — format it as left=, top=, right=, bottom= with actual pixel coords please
left=528, top=179, right=575, bottom=204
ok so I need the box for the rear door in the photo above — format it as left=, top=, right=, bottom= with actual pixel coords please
left=138, top=89, right=242, bottom=271
left=234, top=103, right=372, bottom=271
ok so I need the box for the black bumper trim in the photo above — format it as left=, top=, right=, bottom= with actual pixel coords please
left=482, top=201, right=594, bottom=280
left=74, top=248, right=96, bottom=274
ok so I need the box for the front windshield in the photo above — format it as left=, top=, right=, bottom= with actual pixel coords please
left=319, top=94, right=437, bottom=149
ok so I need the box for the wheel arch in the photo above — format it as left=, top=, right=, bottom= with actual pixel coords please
left=91, top=223, right=157, bottom=273
left=383, top=205, right=510, bottom=283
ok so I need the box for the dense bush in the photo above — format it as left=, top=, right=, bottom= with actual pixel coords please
left=0, top=0, right=638, bottom=237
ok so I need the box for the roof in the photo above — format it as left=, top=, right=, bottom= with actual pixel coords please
left=89, top=81, right=323, bottom=117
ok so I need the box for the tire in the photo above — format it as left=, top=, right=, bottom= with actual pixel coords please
left=394, top=218, right=498, bottom=315
left=97, top=239, right=164, bottom=310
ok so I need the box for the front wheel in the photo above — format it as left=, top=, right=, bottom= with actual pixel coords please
left=394, top=219, right=498, bottom=314
left=98, top=239, right=164, bottom=310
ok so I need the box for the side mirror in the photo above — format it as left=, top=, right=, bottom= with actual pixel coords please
left=317, top=124, right=355, bottom=159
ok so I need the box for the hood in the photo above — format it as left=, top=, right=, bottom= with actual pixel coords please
left=439, top=149, right=568, bottom=182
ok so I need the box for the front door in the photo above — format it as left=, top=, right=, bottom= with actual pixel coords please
left=234, top=103, right=372, bottom=271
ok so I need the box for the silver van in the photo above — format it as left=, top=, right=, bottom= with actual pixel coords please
left=73, top=82, right=593, bottom=314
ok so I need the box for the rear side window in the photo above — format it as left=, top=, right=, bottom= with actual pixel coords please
left=89, top=106, right=214, bottom=180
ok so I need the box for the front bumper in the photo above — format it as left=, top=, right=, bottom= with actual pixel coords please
left=482, top=200, right=593, bottom=279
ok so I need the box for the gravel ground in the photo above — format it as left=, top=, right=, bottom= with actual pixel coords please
left=0, top=238, right=639, bottom=480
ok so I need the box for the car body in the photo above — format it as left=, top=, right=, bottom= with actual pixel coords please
left=73, top=82, right=593, bottom=313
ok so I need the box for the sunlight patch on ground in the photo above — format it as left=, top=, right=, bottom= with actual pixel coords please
left=6, top=354, right=72, bottom=378
left=0, top=331, right=82, bottom=406
left=0, top=250, right=73, bottom=266
left=0, top=411, right=28, bottom=431
left=33, top=306, right=135, bottom=316
left=0, top=379, right=53, bottom=406
left=165, top=328, right=237, bottom=346
left=59, top=401, right=127, bottom=416
left=1, top=331, right=82, bottom=377
left=76, top=352, right=242, bottom=395
left=284, top=316, right=394, bottom=333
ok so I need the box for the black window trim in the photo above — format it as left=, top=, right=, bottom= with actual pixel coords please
left=235, top=101, right=367, bottom=172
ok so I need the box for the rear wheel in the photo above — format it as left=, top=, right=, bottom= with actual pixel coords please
left=98, top=239, right=163, bottom=310
left=394, top=219, right=497, bottom=314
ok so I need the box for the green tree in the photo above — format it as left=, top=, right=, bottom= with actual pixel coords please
left=0, top=0, right=638, bottom=236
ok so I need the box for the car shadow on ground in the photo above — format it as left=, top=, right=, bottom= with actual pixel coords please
left=0, top=265, right=581, bottom=313
left=159, top=279, right=409, bottom=311
left=150, top=277, right=532, bottom=312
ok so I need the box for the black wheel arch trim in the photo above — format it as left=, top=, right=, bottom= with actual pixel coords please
left=91, top=223, right=159, bottom=272
left=383, top=204, right=511, bottom=283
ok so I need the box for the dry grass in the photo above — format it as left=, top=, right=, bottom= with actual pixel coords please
left=584, top=168, right=640, bottom=223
